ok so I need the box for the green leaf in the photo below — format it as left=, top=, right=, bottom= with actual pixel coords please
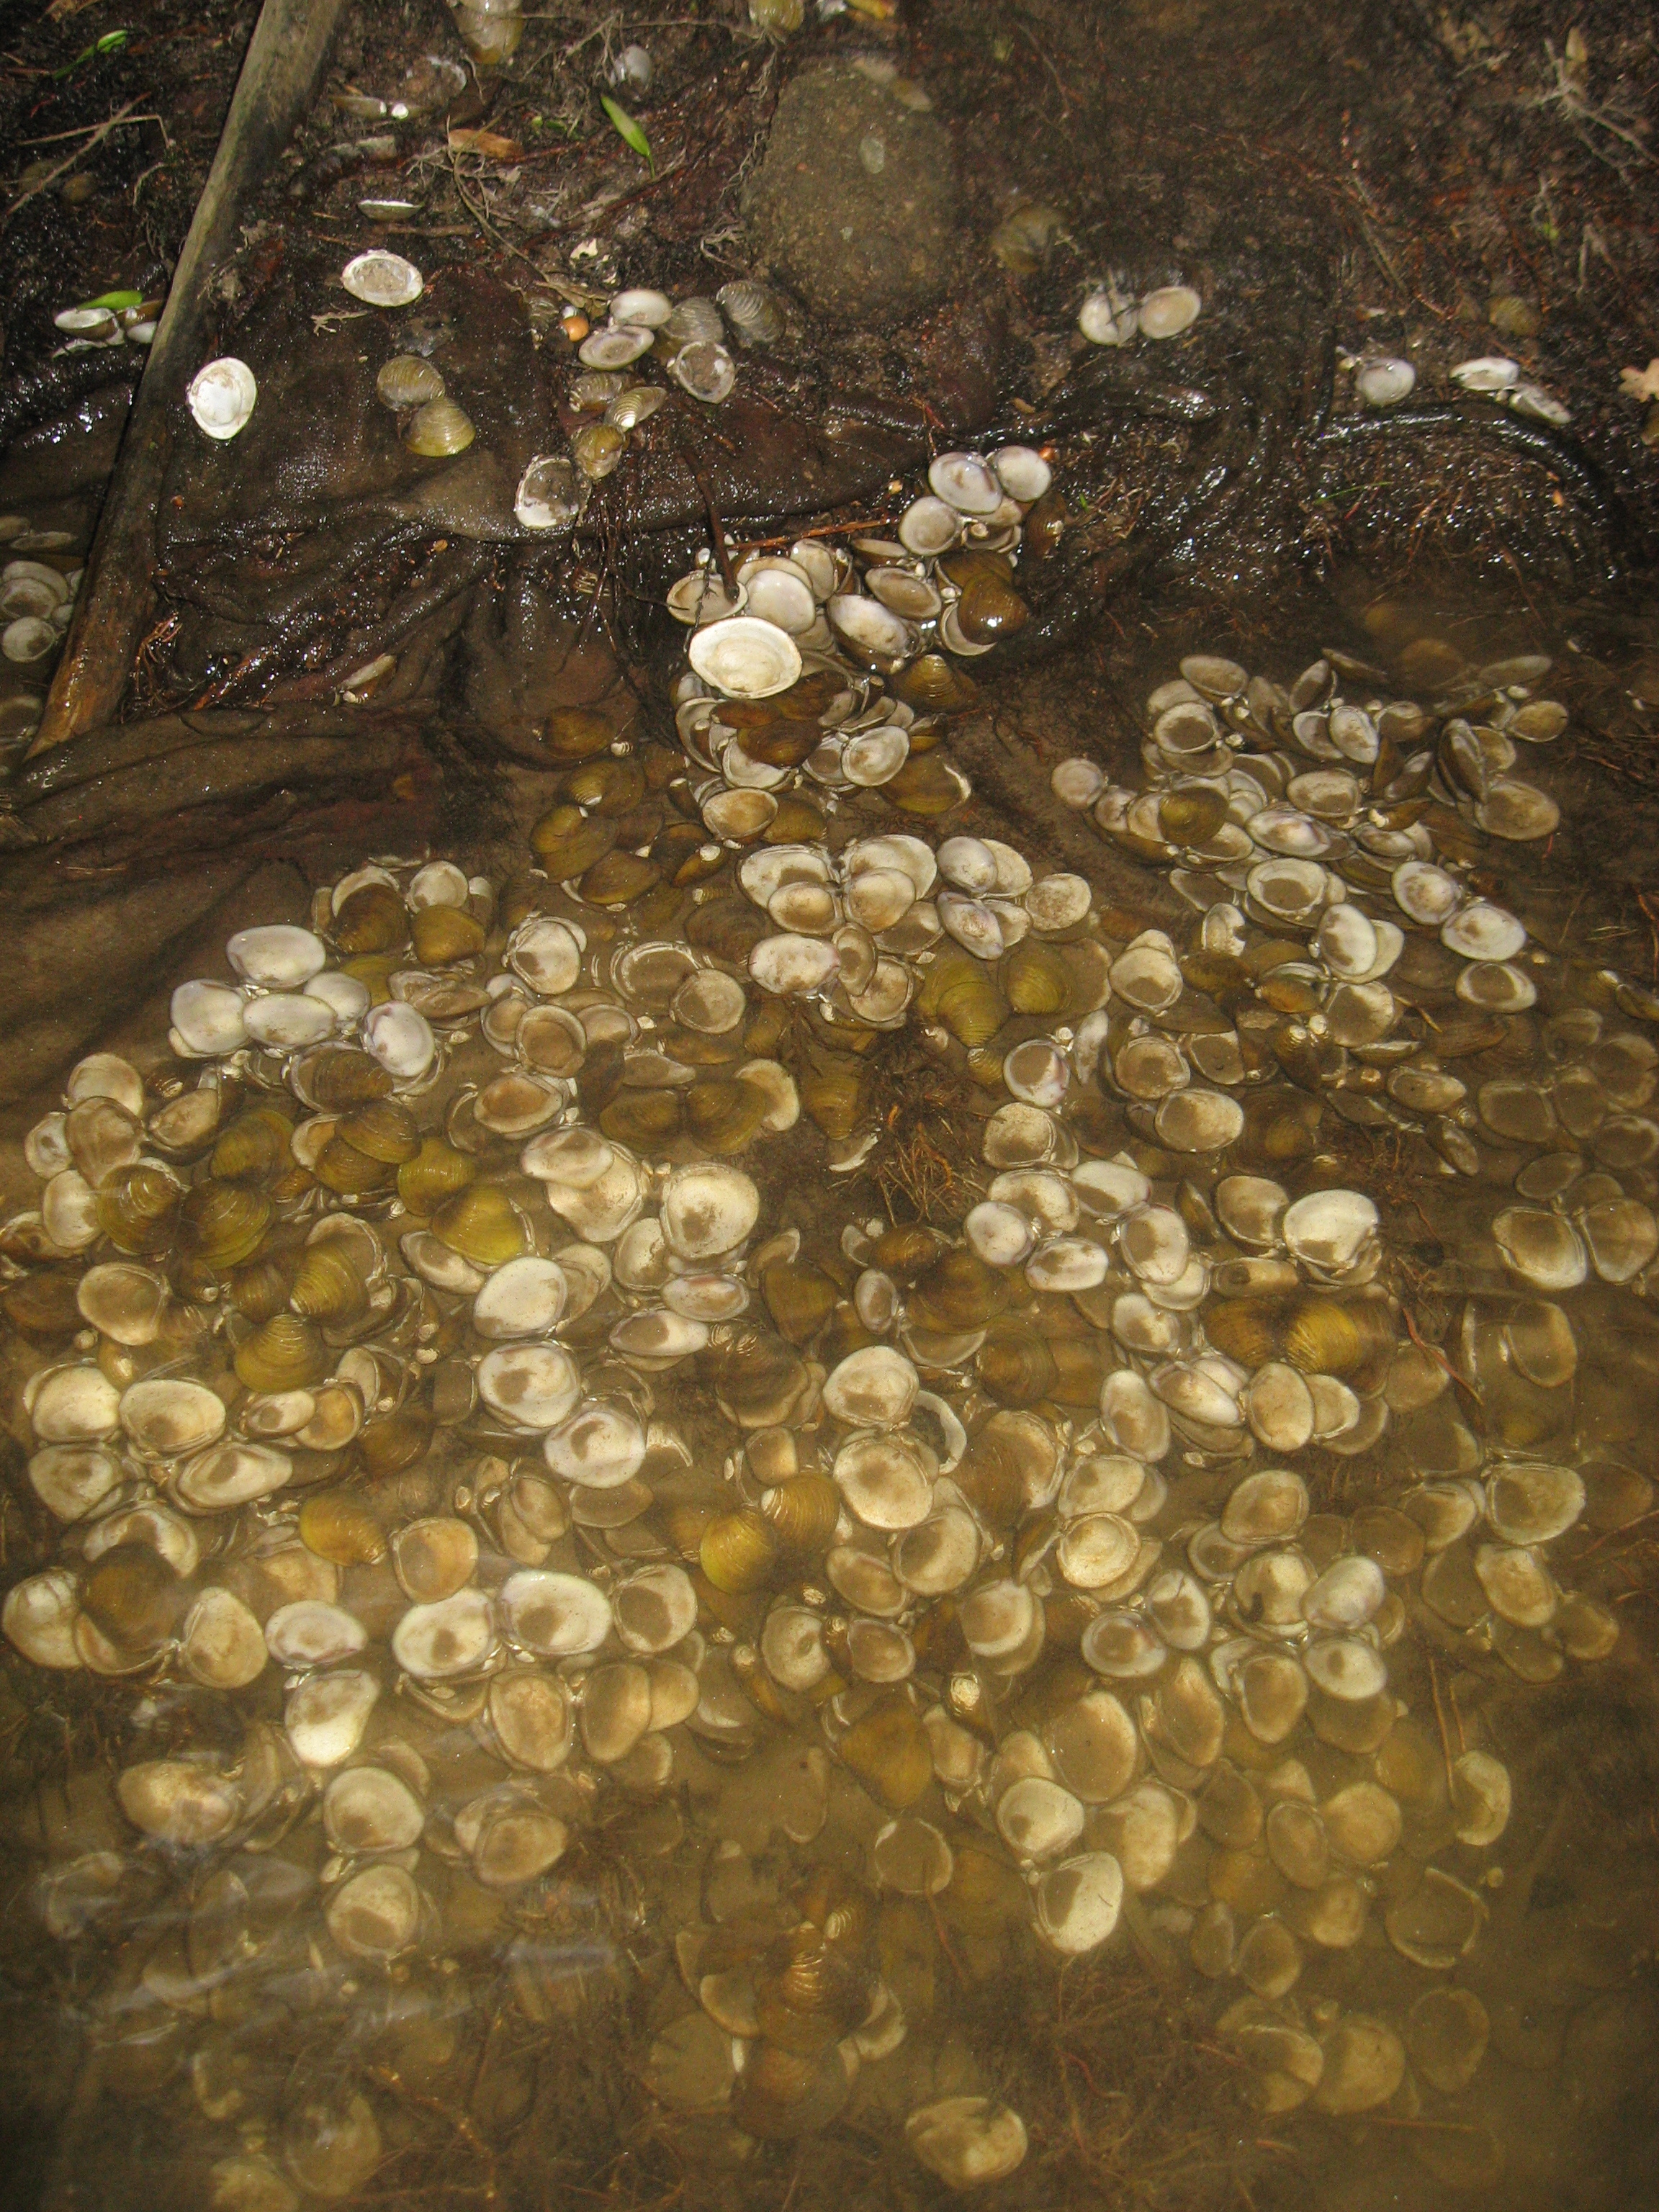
left=86, top=289, right=144, bottom=310
left=600, top=94, right=653, bottom=173
left=53, top=26, right=128, bottom=79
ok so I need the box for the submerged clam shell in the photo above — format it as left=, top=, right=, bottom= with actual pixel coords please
left=688, top=615, right=801, bottom=699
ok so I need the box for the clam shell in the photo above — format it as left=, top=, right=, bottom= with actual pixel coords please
left=1391, top=858, right=1461, bottom=925
left=1079, top=284, right=1138, bottom=344
left=515, top=454, right=585, bottom=530
left=898, top=495, right=960, bottom=556
left=391, top=1588, right=495, bottom=1679
left=716, top=278, right=783, bottom=344
left=991, top=444, right=1051, bottom=502
left=670, top=339, right=736, bottom=402
left=610, top=286, right=673, bottom=327
left=905, top=2098, right=1028, bottom=2189
left=1304, top=1635, right=1388, bottom=1701
left=1451, top=354, right=1519, bottom=392
left=341, top=251, right=423, bottom=308
left=928, top=451, right=1002, bottom=515
left=377, top=354, right=445, bottom=408
left=1356, top=354, right=1415, bottom=406
left=579, top=323, right=655, bottom=369
left=500, top=1569, right=611, bottom=1657
left=740, top=559, right=817, bottom=634
left=688, top=614, right=801, bottom=698
left=1138, top=284, right=1201, bottom=337
left=1441, top=901, right=1525, bottom=961
left=186, top=357, right=257, bottom=441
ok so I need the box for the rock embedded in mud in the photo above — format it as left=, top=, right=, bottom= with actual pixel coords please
left=742, top=63, right=957, bottom=326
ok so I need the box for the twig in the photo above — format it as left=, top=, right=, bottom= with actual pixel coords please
left=1, top=96, right=144, bottom=228
left=19, top=111, right=163, bottom=144
left=730, top=513, right=899, bottom=556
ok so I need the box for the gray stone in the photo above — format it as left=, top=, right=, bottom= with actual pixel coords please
left=742, top=65, right=957, bottom=328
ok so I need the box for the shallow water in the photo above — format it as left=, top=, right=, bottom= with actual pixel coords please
left=5, top=520, right=1659, bottom=2212
left=4, top=1, right=1659, bottom=2208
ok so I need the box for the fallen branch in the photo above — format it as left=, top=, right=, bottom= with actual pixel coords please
left=1, top=97, right=145, bottom=230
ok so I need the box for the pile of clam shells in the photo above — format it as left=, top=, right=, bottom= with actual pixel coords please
left=1, top=552, right=81, bottom=704
left=510, top=279, right=793, bottom=530
left=660, top=439, right=1056, bottom=860
left=1, top=632, right=1652, bottom=2198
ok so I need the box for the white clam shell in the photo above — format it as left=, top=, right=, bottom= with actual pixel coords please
left=186, top=357, right=257, bottom=441
left=1510, top=381, right=1570, bottom=426
left=997, top=1776, right=1086, bottom=1861
left=341, top=251, right=424, bottom=308
left=4, top=1569, right=81, bottom=1669
left=1, top=616, right=55, bottom=662
left=1035, top=1850, right=1124, bottom=1955
left=827, top=591, right=914, bottom=664
left=1282, top=1189, right=1377, bottom=1274
left=749, top=932, right=839, bottom=996
left=1304, top=1635, right=1388, bottom=1701
left=170, top=979, right=248, bottom=1056
left=609, top=286, right=672, bottom=327
left=1441, top=900, right=1525, bottom=961
left=1451, top=354, right=1519, bottom=393
left=898, top=494, right=961, bottom=555
left=243, top=992, right=334, bottom=1048
left=1302, top=1555, right=1386, bottom=1630
left=906, top=2098, right=1028, bottom=2190
left=661, top=1162, right=759, bottom=1259
left=579, top=323, right=654, bottom=369
left=515, top=454, right=585, bottom=531
left=499, top=1569, right=612, bottom=1657
left=472, top=1256, right=568, bottom=1339
left=1079, top=284, right=1138, bottom=345
left=1456, top=960, right=1537, bottom=1012
left=928, top=451, right=1003, bottom=515
left=842, top=725, right=911, bottom=786
left=670, top=339, right=736, bottom=402
left=1355, top=354, right=1415, bottom=406
left=1138, top=284, right=1201, bottom=338
left=824, top=1344, right=920, bottom=1428
left=286, top=1667, right=379, bottom=1767
left=226, top=924, right=326, bottom=986
left=477, top=1341, right=582, bottom=1430
left=740, top=561, right=817, bottom=635
left=835, top=1430, right=935, bottom=1529
left=990, top=444, right=1052, bottom=502
left=687, top=613, right=801, bottom=698
left=544, top=1401, right=647, bottom=1488
left=392, top=1588, right=495, bottom=1679
left=328, top=1863, right=421, bottom=1958
left=361, top=999, right=434, bottom=1082
left=1392, top=858, right=1462, bottom=925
